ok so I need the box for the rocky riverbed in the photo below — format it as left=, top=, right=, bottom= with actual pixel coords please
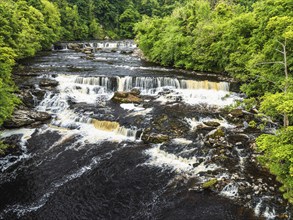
left=0, top=40, right=291, bottom=219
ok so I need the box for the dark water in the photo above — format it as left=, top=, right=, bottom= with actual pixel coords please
left=0, top=41, right=290, bottom=219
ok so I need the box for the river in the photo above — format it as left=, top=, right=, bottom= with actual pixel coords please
left=0, top=40, right=291, bottom=219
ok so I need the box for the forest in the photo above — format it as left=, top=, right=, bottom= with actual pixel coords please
left=0, top=0, right=292, bottom=204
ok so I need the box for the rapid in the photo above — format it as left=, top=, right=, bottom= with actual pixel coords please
left=0, top=41, right=291, bottom=219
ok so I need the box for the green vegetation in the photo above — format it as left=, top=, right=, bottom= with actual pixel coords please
left=256, top=127, right=293, bottom=203
left=0, top=0, right=61, bottom=125
left=202, top=178, right=218, bottom=189
left=0, top=141, right=10, bottom=155
left=0, top=0, right=183, bottom=125
left=135, top=0, right=293, bottom=203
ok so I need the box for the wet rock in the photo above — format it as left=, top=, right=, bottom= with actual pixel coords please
left=130, top=88, right=141, bottom=96
left=111, top=91, right=142, bottom=103
left=39, top=79, right=59, bottom=87
left=278, top=214, right=289, bottom=219
left=227, top=133, right=250, bottom=145
left=203, top=121, right=220, bottom=128
left=53, top=43, right=65, bottom=50
left=67, top=43, right=80, bottom=50
left=33, top=90, right=46, bottom=101
left=196, top=124, right=215, bottom=132
left=82, top=47, right=93, bottom=54
left=84, top=50, right=92, bottom=55
left=141, top=132, right=169, bottom=144
left=229, top=109, right=244, bottom=117
left=207, top=127, right=225, bottom=139
left=120, top=50, right=133, bottom=54
left=0, top=134, right=23, bottom=157
left=4, top=110, right=51, bottom=128
left=19, top=90, right=35, bottom=108
left=132, top=48, right=147, bottom=60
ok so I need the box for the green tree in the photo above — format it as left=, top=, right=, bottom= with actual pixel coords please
left=0, top=42, right=20, bottom=125
left=119, top=5, right=141, bottom=38
left=256, top=127, right=293, bottom=203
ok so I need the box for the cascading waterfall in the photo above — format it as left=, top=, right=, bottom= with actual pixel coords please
left=74, top=76, right=229, bottom=93
left=36, top=76, right=138, bottom=140
left=72, top=75, right=235, bottom=106
left=92, top=119, right=137, bottom=138
left=1, top=41, right=289, bottom=220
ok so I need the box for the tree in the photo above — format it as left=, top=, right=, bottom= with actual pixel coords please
left=119, top=5, right=141, bottom=38
left=0, top=42, right=20, bottom=125
left=89, top=19, right=104, bottom=40
left=256, top=127, right=293, bottom=203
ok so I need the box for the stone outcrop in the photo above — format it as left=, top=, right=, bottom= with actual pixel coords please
left=4, top=109, right=51, bottom=128
left=111, top=89, right=142, bottom=103
left=39, top=79, right=59, bottom=88
left=203, top=121, right=220, bottom=128
left=229, top=109, right=244, bottom=117
left=141, top=132, right=169, bottom=144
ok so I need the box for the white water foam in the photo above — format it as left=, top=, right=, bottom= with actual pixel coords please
left=36, top=77, right=138, bottom=143
left=0, top=129, right=35, bottom=172
left=144, top=145, right=218, bottom=175
left=120, top=103, right=145, bottom=111
left=69, top=74, right=240, bottom=106
left=156, top=89, right=238, bottom=107
left=127, top=108, right=153, bottom=117
left=254, top=198, right=277, bottom=219
left=172, top=138, right=193, bottom=145
left=185, top=117, right=236, bottom=131
left=220, top=182, right=239, bottom=198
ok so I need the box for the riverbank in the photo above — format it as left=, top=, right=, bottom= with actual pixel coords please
left=0, top=40, right=291, bottom=219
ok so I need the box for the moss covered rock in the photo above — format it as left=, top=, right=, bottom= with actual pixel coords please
left=202, top=178, right=218, bottom=189
left=111, top=91, right=142, bottom=103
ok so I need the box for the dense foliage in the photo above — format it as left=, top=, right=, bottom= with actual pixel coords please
left=0, top=0, right=184, bottom=126
left=135, top=0, right=292, bottom=97
left=256, top=127, right=293, bottom=204
left=49, top=0, right=185, bottom=40
left=0, top=0, right=61, bottom=125
left=135, top=0, right=293, bottom=203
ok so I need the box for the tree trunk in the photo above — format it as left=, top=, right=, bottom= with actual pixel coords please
left=284, top=114, right=289, bottom=127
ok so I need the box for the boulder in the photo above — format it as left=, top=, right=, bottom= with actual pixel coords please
left=229, top=109, right=244, bottom=117
left=67, top=43, right=80, bottom=50
left=130, top=88, right=141, bottom=96
left=227, top=133, right=250, bottom=145
left=82, top=47, right=93, bottom=54
left=0, top=134, right=23, bottom=157
left=39, top=79, right=59, bottom=87
left=19, top=90, right=35, bottom=108
left=111, top=91, right=142, bottom=103
left=141, top=133, right=169, bottom=144
left=120, top=50, right=133, bottom=54
left=207, top=127, right=225, bottom=139
left=4, top=110, right=51, bottom=128
left=196, top=124, right=215, bottom=132
left=203, top=121, right=220, bottom=127
left=84, top=50, right=92, bottom=55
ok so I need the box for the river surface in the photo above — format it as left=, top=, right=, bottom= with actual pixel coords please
left=0, top=41, right=291, bottom=219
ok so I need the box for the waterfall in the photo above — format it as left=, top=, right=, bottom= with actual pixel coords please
left=92, top=119, right=120, bottom=131
left=53, top=40, right=136, bottom=51
left=92, top=119, right=137, bottom=139
left=71, top=75, right=236, bottom=106
left=74, top=76, right=230, bottom=94
left=181, top=80, right=229, bottom=91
